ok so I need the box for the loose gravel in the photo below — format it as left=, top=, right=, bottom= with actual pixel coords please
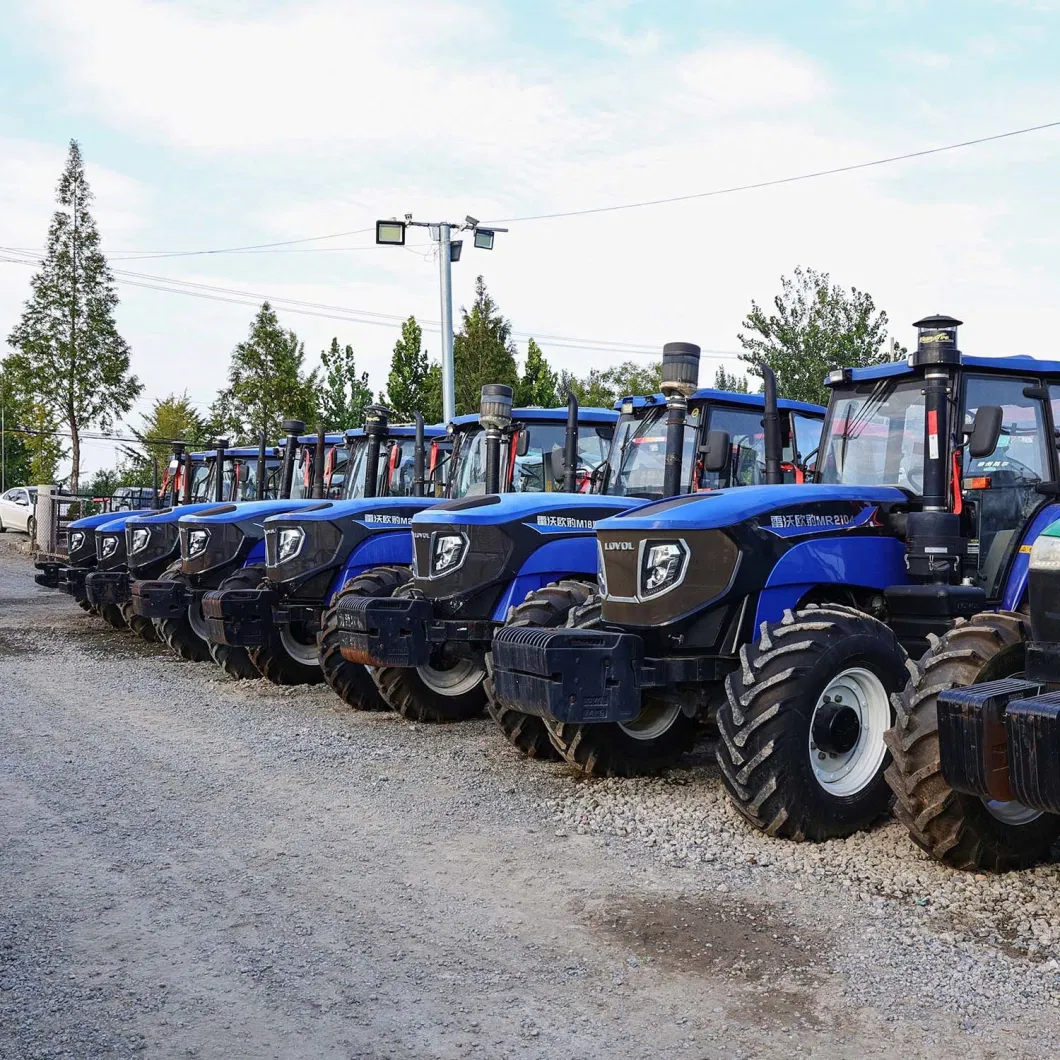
left=2, top=533, right=1059, bottom=1058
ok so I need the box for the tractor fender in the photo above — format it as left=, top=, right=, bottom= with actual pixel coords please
left=490, top=536, right=598, bottom=621
left=329, top=530, right=414, bottom=597
left=1000, top=503, right=1060, bottom=611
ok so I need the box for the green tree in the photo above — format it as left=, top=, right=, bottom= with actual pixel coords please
left=515, top=338, right=558, bottom=407
left=558, top=360, right=664, bottom=409
left=384, top=317, right=434, bottom=421
left=0, top=367, right=31, bottom=488
left=453, top=276, right=519, bottom=414
left=319, top=338, right=372, bottom=431
left=210, top=302, right=319, bottom=443
left=119, top=392, right=208, bottom=481
left=5, top=140, right=142, bottom=492
left=737, top=267, right=904, bottom=406
left=713, top=365, right=750, bottom=393
left=558, top=367, right=616, bottom=408
left=420, top=363, right=443, bottom=424
left=87, top=466, right=121, bottom=498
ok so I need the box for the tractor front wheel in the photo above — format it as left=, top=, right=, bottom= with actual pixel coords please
left=885, top=611, right=1060, bottom=871
left=718, top=604, right=907, bottom=841
left=318, top=566, right=411, bottom=711
left=156, top=563, right=212, bottom=663
left=542, top=596, right=698, bottom=776
left=121, top=599, right=158, bottom=642
left=485, top=580, right=598, bottom=761
left=206, top=565, right=268, bottom=680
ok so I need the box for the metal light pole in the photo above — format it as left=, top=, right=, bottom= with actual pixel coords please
left=376, top=215, right=507, bottom=424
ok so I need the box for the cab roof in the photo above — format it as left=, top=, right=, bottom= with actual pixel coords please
left=188, top=447, right=280, bottom=459
left=449, top=407, right=618, bottom=428
left=832, top=354, right=1060, bottom=385
left=297, top=432, right=347, bottom=445
left=343, top=423, right=447, bottom=443
left=620, top=390, right=825, bottom=416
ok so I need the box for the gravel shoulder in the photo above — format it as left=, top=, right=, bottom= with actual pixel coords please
left=1, top=533, right=1059, bottom=1059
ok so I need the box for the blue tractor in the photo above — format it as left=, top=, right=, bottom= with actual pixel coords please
left=490, top=316, right=1060, bottom=841
left=330, top=348, right=824, bottom=744
left=200, top=408, right=447, bottom=685
left=126, top=420, right=358, bottom=671
left=208, top=394, right=618, bottom=704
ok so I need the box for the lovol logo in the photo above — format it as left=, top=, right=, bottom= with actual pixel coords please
left=603, top=541, right=634, bottom=551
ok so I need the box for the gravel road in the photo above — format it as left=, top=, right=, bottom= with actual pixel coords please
left=2, top=532, right=1060, bottom=1059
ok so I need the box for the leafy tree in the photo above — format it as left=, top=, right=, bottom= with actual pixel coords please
left=737, top=267, right=905, bottom=406
left=515, top=338, right=558, bottom=407
left=119, top=392, right=207, bottom=481
left=453, top=276, right=519, bottom=414
left=87, top=466, right=121, bottom=498
left=713, top=365, right=750, bottom=393
left=558, top=367, right=616, bottom=408
left=319, top=338, right=372, bottom=431
left=0, top=367, right=31, bottom=489
left=5, top=140, right=142, bottom=492
left=384, top=317, right=432, bottom=421
left=558, top=360, right=664, bottom=409
left=420, top=363, right=443, bottom=424
left=210, top=302, right=319, bottom=443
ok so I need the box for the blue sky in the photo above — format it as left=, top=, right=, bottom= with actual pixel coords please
left=1, top=0, right=1059, bottom=474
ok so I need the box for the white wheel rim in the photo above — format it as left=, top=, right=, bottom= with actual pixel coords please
left=618, top=697, right=683, bottom=741
left=982, top=797, right=1042, bottom=825
left=279, top=624, right=321, bottom=668
left=416, top=657, right=484, bottom=697
left=808, top=666, right=890, bottom=797
left=188, top=600, right=209, bottom=641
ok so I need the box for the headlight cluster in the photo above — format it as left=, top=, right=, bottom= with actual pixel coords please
left=129, top=527, right=150, bottom=554
left=431, top=532, right=468, bottom=577
left=186, top=528, right=210, bottom=558
left=277, top=527, right=305, bottom=564
left=69, top=531, right=85, bottom=553
left=100, top=535, right=119, bottom=559
left=639, top=540, right=688, bottom=599
left=1030, top=534, right=1060, bottom=572
left=596, top=540, right=608, bottom=598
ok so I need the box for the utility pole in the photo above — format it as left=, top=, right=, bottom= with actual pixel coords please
left=376, top=215, right=507, bottom=423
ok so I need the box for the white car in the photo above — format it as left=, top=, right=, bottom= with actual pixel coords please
left=0, top=487, right=37, bottom=536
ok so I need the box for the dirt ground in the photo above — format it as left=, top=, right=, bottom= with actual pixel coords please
left=1, top=534, right=1057, bottom=1059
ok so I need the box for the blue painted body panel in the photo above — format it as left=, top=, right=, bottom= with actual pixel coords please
left=619, top=390, right=825, bottom=415
left=492, top=537, right=601, bottom=620
left=841, top=354, right=1060, bottom=385
left=413, top=492, right=648, bottom=528
left=1001, top=503, right=1060, bottom=610
left=179, top=499, right=321, bottom=526
left=267, top=495, right=437, bottom=526
left=69, top=509, right=152, bottom=531
left=598, top=484, right=908, bottom=532
left=343, top=424, right=446, bottom=443
left=246, top=540, right=266, bottom=565
left=124, top=502, right=232, bottom=530
left=328, top=531, right=415, bottom=597
left=448, top=407, right=617, bottom=428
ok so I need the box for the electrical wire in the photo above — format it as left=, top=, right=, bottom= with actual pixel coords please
left=485, top=118, right=1060, bottom=224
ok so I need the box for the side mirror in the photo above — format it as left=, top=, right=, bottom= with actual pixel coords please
left=701, top=430, right=732, bottom=474
left=967, top=405, right=1003, bottom=459
left=550, top=443, right=567, bottom=482
left=516, top=429, right=530, bottom=457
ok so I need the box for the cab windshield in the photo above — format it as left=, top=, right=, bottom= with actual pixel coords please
left=817, top=378, right=926, bottom=492
left=600, top=407, right=695, bottom=499
left=343, top=440, right=371, bottom=499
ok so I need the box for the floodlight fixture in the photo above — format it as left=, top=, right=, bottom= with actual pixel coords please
left=450, top=239, right=463, bottom=262
left=473, top=228, right=495, bottom=251
left=375, top=220, right=406, bottom=245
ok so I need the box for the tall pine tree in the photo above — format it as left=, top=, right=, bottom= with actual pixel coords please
left=210, top=302, right=320, bottom=443
left=515, top=338, right=558, bottom=407
left=385, top=317, right=436, bottom=421
left=6, top=140, right=142, bottom=492
left=319, top=338, right=372, bottom=431
left=453, top=276, right=519, bottom=414
left=119, top=392, right=208, bottom=477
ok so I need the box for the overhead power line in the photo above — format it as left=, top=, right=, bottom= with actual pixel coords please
left=485, top=118, right=1060, bottom=223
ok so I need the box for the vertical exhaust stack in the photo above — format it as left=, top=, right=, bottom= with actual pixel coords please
left=363, top=405, right=390, bottom=499
left=169, top=442, right=185, bottom=506
left=412, top=413, right=426, bottom=498
left=255, top=430, right=267, bottom=500
left=480, top=384, right=514, bottom=496
left=563, top=391, right=579, bottom=493
left=761, top=366, right=783, bottom=485
left=279, top=419, right=306, bottom=500
left=661, top=342, right=701, bottom=498
left=312, top=427, right=326, bottom=499
left=213, top=438, right=229, bottom=502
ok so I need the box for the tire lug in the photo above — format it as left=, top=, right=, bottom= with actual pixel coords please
left=817, top=751, right=826, bottom=761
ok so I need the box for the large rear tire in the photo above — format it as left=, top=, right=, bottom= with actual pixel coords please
left=374, top=582, right=487, bottom=724
left=206, top=565, right=268, bottom=680
left=121, top=599, right=159, bottom=642
left=885, top=611, right=1060, bottom=871
left=319, top=566, right=411, bottom=711
left=485, top=581, right=597, bottom=761
left=543, top=596, right=699, bottom=776
left=718, top=604, right=908, bottom=841
left=156, top=562, right=212, bottom=664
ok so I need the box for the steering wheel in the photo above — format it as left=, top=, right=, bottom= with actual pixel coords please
left=899, top=464, right=923, bottom=494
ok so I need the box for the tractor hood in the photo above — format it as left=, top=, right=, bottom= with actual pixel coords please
left=179, top=499, right=320, bottom=578
left=262, top=496, right=440, bottom=591
left=124, top=502, right=231, bottom=574
left=412, top=492, right=640, bottom=528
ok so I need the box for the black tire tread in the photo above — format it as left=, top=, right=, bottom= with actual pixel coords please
left=121, top=598, right=159, bottom=642
left=206, top=565, right=267, bottom=680
left=156, top=561, right=212, bottom=663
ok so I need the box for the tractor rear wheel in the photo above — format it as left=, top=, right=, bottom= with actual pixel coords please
left=374, top=582, right=487, bottom=724
left=156, top=562, right=212, bottom=663
left=206, top=565, right=267, bottom=679
left=885, top=611, right=1060, bottom=871
left=319, top=566, right=411, bottom=711
left=484, top=580, right=597, bottom=761
left=121, top=599, right=158, bottom=642
left=77, top=596, right=98, bottom=615
left=543, top=596, right=699, bottom=776
left=718, top=604, right=907, bottom=841
left=100, top=601, right=127, bottom=630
